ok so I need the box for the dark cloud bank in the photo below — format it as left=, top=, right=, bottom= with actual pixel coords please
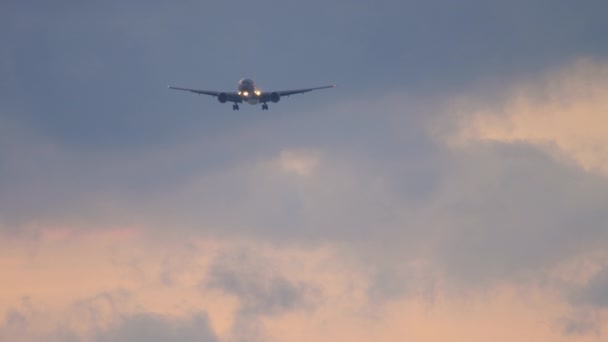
left=3, top=0, right=608, bottom=340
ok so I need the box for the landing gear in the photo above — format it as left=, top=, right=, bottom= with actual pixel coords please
left=262, top=103, right=269, bottom=110
left=232, top=104, right=239, bottom=111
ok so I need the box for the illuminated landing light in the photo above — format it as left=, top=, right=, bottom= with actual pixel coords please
left=243, top=91, right=249, bottom=96
left=254, top=90, right=261, bottom=96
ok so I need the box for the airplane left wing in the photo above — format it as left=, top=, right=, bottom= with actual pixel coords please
left=272, top=84, right=336, bottom=97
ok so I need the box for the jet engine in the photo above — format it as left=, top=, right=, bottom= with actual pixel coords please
left=270, top=92, right=281, bottom=103
left=217, top=93, right=228, bottom=103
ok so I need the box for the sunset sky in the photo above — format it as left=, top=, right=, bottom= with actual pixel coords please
left=2, top=1, right=608, bottom=341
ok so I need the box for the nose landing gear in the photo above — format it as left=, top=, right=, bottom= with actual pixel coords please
left=262, top=103, right=269, bottom=110
left=232, top=104, right=240, bottom=111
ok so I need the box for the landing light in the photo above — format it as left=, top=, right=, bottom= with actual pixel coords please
left=243, top=91, right=249, bottom=96
left=254, top=90, right=261, bottom=96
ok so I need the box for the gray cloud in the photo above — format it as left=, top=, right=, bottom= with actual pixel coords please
left=557, top=310, right=601, bottom=337
left=158, top=242, right=201, bottom=287
left=203, top=249, right=320, bottom=341
left=573, top=266, right=608, bottom=308
left=0, top=310, right=29, bottom=340
left=2, top=0, right=607, bottom=150
left=3, top=89, right=608, bottom=293
left=366, top=265, right=438, bottom=304
left=0, top=291, right=217, bottom=342
left=3, top=0, right=608, bottom=239
left=427, top=142, right=608, bottom=286
left=204, top=250, right=320, bottom=316
left=94, top=312, right=217, bottom=342
left=67, top=289, right=133, bottom=328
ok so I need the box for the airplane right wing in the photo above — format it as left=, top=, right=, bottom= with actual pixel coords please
left=168, top=86, right=241, bottom=103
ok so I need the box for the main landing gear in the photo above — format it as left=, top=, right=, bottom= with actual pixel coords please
left=232, top=104, right=239, bottom=111
left=262, top=103, right=269, bottom=110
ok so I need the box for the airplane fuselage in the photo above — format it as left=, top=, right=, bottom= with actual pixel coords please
left=237, top=78, right=261, bottom=105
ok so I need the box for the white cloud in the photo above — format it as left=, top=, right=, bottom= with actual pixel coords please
left=278, top=149, right=320, bottom=176
left=438, top=58, right=608, bottom=175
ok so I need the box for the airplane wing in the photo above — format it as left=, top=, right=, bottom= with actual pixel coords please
left=167, top=86, right=241, bottom=102
left=273, top=84, right=336, bottom=97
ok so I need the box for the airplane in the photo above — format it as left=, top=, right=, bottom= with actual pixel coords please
left=168, top=78, right=335, bottom=110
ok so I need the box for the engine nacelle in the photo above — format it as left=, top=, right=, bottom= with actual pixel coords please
left=217, top=92, right=228, bottom=103
left=270, top=92, right=281, bottom=103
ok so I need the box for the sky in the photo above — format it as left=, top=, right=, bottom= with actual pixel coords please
left=2, top=0, right=608, bottom=341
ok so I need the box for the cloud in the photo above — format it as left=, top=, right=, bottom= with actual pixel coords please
left=416, top=58, right=608, bottom=288
left=278, top=149, right=320, bottom=176
left=558, top=311, right=601, bottom=337
left=442, top=58, right=608, bottom=175
left=4, top=1, right=608, bottom=339
left=202, top=248, right=322, bottom=341
left=1, top=310, right=29, bottom=340
left=204, top=249, right=320, bottom=316
left=0, top=290, right=135, bottom=341
left=1, top=230, right=608, bottom=341
left=573, top=266, right=608, bottom=308
left=4, top=60, right=608, bottom=291
left=0, top=257, right=219, bottom=342
left=424, top=142, right=608, bottom=286
left=1, top=310, right=218, bottom=342
left=94, top=312, right=218, bottom=342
